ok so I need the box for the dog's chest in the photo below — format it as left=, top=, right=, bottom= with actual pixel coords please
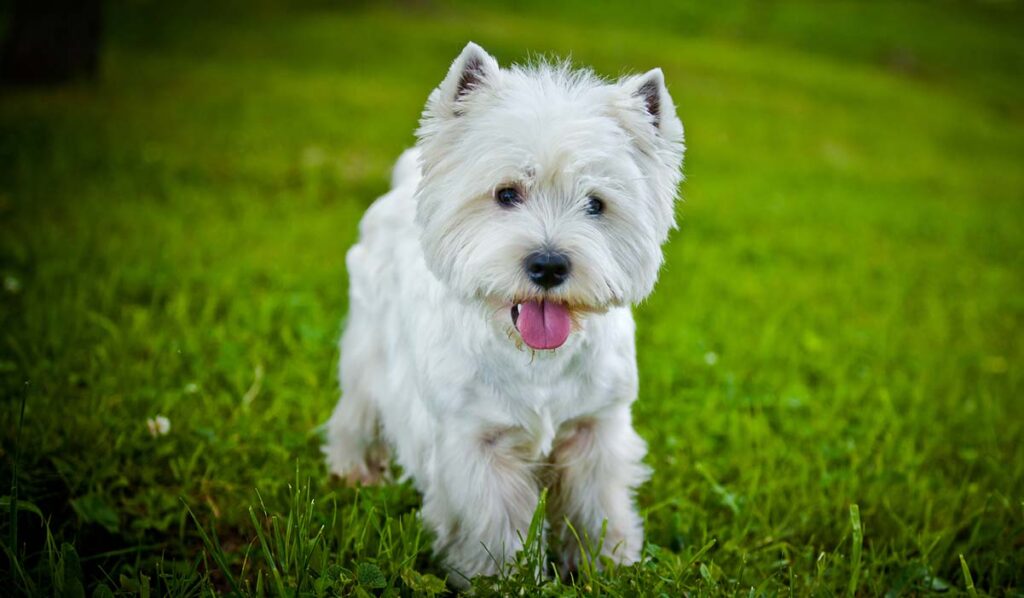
left=517, top=404, right=559, bottom=460
left=497, top=373, right=602, bottom=461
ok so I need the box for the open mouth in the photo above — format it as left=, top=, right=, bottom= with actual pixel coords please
left=510, top=299, right=572, bottom=350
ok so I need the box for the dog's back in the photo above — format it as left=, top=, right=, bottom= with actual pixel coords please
left=390, top=147, right=421, bottom=189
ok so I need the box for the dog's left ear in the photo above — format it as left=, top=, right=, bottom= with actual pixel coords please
left=618, top=68, right=684, bottom=142
left=435, top=42, right=501, bottom=116
left=614, top=68, right=685, bottom=232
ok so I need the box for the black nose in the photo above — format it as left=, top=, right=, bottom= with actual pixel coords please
left=525, top=250, right=571, bottom=289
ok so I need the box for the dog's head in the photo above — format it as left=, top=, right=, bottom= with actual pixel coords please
left=415, top=42, right=685, bottom=350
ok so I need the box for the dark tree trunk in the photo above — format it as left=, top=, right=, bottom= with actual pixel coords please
left=1, top=0, right=102, bottom=86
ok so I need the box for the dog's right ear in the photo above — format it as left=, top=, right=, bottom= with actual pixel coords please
left=435, top=42, right=500, bottom=115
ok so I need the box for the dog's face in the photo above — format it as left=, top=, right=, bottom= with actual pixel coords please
left=415, top=43, right=685, bottom=350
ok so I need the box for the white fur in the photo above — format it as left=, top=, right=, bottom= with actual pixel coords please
left=324, top=42, right=684, bottom=584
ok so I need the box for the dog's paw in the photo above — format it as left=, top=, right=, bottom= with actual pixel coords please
left=323, top=435, right=391, bottom=487
left=326, top=447, right=390, bottom=487
left=328, top=460, right=388, bottom=487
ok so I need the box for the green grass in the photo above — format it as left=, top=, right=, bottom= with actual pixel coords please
left=1, top=1, right=1022, bottom=595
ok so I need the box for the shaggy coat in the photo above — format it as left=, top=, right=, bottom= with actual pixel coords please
left=324, top=42, right=684, bottom=584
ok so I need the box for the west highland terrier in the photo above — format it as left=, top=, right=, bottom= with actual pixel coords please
left=324, top=42, right=684, bottom=584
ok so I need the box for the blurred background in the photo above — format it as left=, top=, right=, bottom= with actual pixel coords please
left=1, top=1, right=1022, bottom=595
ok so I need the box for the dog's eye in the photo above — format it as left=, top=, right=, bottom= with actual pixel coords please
left=495, top=187, right=522, bottom=208
left=585, top=196, right=605, bottom=216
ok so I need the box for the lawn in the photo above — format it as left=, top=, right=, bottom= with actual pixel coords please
left=1, top=1, right=1022, bottom=595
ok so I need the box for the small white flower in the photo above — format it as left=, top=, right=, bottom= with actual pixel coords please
left=704, top=351, right=719, bottom=366
left=146, top=415, right=171, bottom=437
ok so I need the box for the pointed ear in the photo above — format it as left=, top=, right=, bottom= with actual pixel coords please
left=621, top=68, right=682, bottom=139
left=437, top=42, right=500, bottom=112
left=613, top=68, right=685, bottom=233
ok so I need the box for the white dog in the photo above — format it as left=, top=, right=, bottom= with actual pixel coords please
left=324, top=42, right=684, bottom=583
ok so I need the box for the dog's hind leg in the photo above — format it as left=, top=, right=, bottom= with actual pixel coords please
left=323, top=314, right=390, bottom=486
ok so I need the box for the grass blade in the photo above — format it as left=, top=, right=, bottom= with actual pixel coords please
left=249, top=505, right=288, bottom=597
left=182, top=500, right=241, bottom=595
left=9, top=382, right=28, bottom=554
left=959, top=554, right=978, bottom=598
left=847, top=504, right=863, bottom=597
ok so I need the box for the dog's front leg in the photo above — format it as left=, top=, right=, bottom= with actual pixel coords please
left=550, top=406, right=650, bottom=576
left=421, top=421, right=540, bottom=586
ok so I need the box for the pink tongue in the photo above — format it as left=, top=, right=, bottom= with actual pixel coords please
left=515, top=300, right=572, bottom=350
